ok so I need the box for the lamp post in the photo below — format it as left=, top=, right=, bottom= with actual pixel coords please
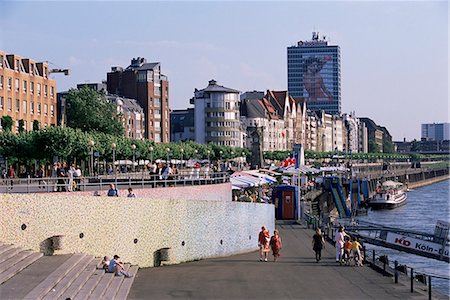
left=111, top=143, right=117, bottom=181
left=194, top=149, right=198, bottom=161
left=207, top=150, right=211, bottom=163
left=230, top=151, right=234, bottom=169
left=180, top=148, right=184, bottom=169
left=131, top=144, right=136, bottom=172
left=88, top=140, right=95, bottom=176
left=219, top=150, right=223, bottom=171
left=166, top=148, right=171, bottom=164
left=149, top=146, right=154, bottom=164
left=241, top=151, right=245, bottom=170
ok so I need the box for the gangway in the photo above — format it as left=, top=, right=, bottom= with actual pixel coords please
left=324, top=177, right=351, bottom=218
left=344, top=220, right=449, bottom=263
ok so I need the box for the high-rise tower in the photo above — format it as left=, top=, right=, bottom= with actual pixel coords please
left=287, top=32, right=341, bottom=115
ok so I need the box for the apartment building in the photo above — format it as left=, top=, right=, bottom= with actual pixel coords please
left=0, top=51, right=56, bottom=132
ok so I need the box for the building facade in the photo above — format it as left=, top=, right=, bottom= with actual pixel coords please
left=107, top=57, right=170, bottom=143
left=287, top=32, right=341, bottom=115
left=0, top=51, right=56, bottom=132
left=191, top=80, right=241, bottom=147
left=421, top=123, right=450, bottom=141
left=170, top=108, right=195, bottom=142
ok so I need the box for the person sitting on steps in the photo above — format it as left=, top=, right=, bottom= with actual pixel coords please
left=108, top=255, right=133, bottom=277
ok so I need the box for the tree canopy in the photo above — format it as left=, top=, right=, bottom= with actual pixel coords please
left=65, top=86, right=123, bottom=136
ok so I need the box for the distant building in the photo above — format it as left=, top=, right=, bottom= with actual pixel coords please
left=0, top=51, right=56, bottom=132
left=287, top=32, right=341, bottom=115
left=360, top=117, right=392, bottom=153
left=191, top=80, right=241, bottom=147
left=107, top=57, right=170, bottom=143
left=170, top=108, right=195, bottom=142
left=421, top=123, right=450, bottom=141
left=240, top=91, right=264, bottom=101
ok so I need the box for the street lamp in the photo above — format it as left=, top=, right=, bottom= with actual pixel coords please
left=194, top=149, right=198, bottom=160
left=131, top=144, right=136, bottom=172
left=166, top=148, right=171, bottom=164
left=88, top=140, right=95, bottom=176
left=111, top=143, right=117, bottom=181
left=149, top=146, right=154, bottom=164
left=180, top=148, right=184, bottom=169
left=219, top=150, right=223, bottom=171
left=207, top=150, right=211, bottom=163
left=241, top=152, right=245, bottom=170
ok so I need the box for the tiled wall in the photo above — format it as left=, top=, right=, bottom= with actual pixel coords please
left=0, top=192, right=274, bottom=267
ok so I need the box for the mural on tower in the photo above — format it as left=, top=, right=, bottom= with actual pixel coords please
left=303, top=55, right=333, bottom=102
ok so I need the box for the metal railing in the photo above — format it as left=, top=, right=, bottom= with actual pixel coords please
left=0, top=171, right=230, bottom=194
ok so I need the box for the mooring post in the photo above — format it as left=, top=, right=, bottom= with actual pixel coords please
left=363, top=246, right=366, bottom=264
left=394, top=261, right=398, bottom=283
left=428, top=276, right=431, bottom=300
left=372, top=250, right=375, bottom=265
left=410, top=268, right=414, bottom=293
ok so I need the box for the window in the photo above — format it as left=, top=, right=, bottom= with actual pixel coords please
left=15, top=99, right=19, bottom=112
left=0, top=96, right=3, bottom=110
left=30, top=64, right=34, bottom=76
left=0, top=75, right=3, bottom=89
left=7, top=98, right=12, bottom=111
left=0, top=55, right=3, bottom=68
left=22, top=100, right=27, bottom=113
left=154, top=98, right=161, bottom=107
left=50, top=104, right=54, bottom=116
left=23, top=80, right=27, bottom=93
left=15, top=79, right=19, bottom=92
left=30, top=101, right=34, bottom=114
left=37, top=83, right=41, bottom=95
left=44, top=67, right=47, bottom=78
left=50, top=86, right=54, bottom=97
left=37, top=103, right=41, bottom=114
left=44, top=85, right=48, bottom=96
left=44, top=104, right=48, bottom=115
left=7, top=77, right=12, bottom=90
left=30, top=82, right=34, bottom=94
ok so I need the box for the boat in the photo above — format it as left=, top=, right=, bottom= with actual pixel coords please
left=368, top=180, right=407, bottom=209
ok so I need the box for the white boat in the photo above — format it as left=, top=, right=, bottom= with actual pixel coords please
left=368, top=180, right=407, bottom=209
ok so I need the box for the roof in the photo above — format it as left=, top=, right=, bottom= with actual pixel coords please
left=127, top=62, right=159, bottom=71
left=200, top=79, right=240, bottom=93
left=241, top=99, right=266, bottom=119
left=107, top=95, right=144, bottom=113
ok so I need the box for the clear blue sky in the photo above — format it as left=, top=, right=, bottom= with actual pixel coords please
left=0, top=1, right=448, bottom=141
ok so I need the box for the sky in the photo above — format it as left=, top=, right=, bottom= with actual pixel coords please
left=0, top=1, right=448, bottom=141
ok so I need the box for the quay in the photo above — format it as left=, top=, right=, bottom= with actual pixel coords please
left=129, top=224, right=446, bottom=300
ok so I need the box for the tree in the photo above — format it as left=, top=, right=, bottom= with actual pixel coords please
left=33, top=120, right=40, bottom=131
left=368, top=140, right=380, bottom=153
left=18, top=119, right=25, bottom=133
left=1, top=115, right=13, bottom=132
left=65, top=86, right=124, bottom=136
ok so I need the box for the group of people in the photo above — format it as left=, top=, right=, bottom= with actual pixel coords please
left=105, top=184, right=136, bottom=198
left=334, top=225, right=363, bottom=266
left=101, top=255, right=133, bottom=277
left=51, top=162, right=82, bottom=192
left=258, top=226, right=282, bottom=262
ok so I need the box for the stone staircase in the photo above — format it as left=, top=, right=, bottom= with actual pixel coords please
left=0, top=243, right=139, bottom=300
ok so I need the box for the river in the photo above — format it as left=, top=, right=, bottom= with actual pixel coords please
left=357, top=179, right=450, bottom=296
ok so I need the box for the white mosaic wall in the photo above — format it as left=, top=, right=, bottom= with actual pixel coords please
left=0, top=192, right=274, bottom=267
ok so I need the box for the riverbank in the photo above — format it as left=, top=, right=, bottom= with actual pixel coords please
left=407, top=174, right=450, bottom=189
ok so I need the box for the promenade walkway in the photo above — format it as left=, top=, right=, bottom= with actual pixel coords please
left=129, top=224, right=442, bottom=300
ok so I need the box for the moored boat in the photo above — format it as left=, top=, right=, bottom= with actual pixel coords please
left=368, top=180, right=407, bottom=209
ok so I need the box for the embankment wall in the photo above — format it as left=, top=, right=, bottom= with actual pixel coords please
left=0, top=190, right=274, bottom=267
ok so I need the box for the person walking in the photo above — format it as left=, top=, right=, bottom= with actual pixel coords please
left=270, top=229, right=282, bottom=262
left=312, top=228, right=325, bottom=262
left=352, top=237, right=363, bottom=266
left=258, top=226, right=270, bottom=262
left=335, top=225, right=347, bottom=264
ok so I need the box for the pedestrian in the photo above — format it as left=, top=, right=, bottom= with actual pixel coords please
left=67, top=165, right=74, bottom=192
left=57, top=162, right=67, bottom=192
left=51, top=163, right=58, bottom=192
left=36, top=165, right=46, bottom=189
left=127, top=187, right=136, bottom=198
left=74, top=165, right=82, bottom=191
left=270, top=229, right=282, bottom=262
left=7, top=165, right=15, bottom=188
left=352, top=237, right=363, bottom=266
left=343, top=237, right=352, bottom=265
left=107, top=183, right=119, bottom=197
left=312, top=228, right=325, bottom=262
left=258, top=226, right=270, bottom=262
left=335, top=225, right=348, bottom=264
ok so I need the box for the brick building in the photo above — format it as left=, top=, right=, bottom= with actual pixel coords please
left=107, top=57, right=170, bottom=143
left=0, top=51, right=56, bottom=132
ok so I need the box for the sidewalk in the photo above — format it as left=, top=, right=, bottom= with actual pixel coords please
left=129, top=224, right=441, bottom=299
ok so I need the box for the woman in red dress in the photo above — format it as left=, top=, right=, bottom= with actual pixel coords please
left=258, top=226, right=270, bottom=262
left=270, top=229, right=282, bottom=262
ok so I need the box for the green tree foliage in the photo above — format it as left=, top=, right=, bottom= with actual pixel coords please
left=18, top=119, right=25, bottom=133
left=65, top=86, right=123, bottom=136
left=1, top=115, right=13, bottom=132
left=383, top=140, right=394, bottom=153
left=368, top=140, right=380, bottom=153
left=33, top=120, right=40, bottom=131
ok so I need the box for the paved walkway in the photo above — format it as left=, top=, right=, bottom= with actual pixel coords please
left=129, top=224, right=439, bottom=299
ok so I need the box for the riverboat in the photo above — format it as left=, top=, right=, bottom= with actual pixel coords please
left=368, top=180, right=407, bottom=209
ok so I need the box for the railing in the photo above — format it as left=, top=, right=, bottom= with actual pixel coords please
left=0, top=171, right=230, bottom=194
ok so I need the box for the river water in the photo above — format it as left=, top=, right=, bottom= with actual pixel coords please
left=357, top=179, right=450, bottom=296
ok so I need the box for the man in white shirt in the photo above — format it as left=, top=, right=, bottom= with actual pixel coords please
left=335, top=225, right=347, bottom=263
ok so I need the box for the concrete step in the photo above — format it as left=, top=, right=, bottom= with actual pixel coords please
left=100, top=264, right=131, bottom=300
left=88, top=272, right=114, bottom=299
left=23, top=253, right=86, bottom=300
left=72, top=269, right=104, bottom=300
left=41, top=255, right=95, bottom=300
left=113, top=266, right=139, bottom=300
left=0, top=250, right=34, bottom=275
left=58, top=258, right=101, bottom=300
left=0, top=252, right=43, bottom=284
left=0, top=244, right=15, bottom=255
left=0, top=247, right=25, bottom=267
